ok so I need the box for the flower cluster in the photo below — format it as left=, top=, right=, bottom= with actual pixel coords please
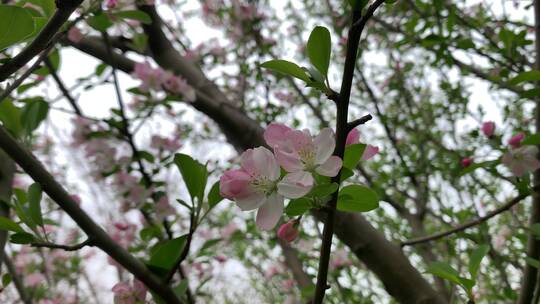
left=502, top=132, right=540, bottom=177
left=111, top=280, right=147, bottom=304
left=132, top=62, right=196, bottom=102
left=221, top=124, right=378, bottom=230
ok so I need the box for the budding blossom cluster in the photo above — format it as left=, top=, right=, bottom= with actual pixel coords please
left=220, top=124, right=379, bottom=231
left=111, top=280, right=147, bottom=304
left=132, top=62, right=196, bottom=102
left=461, top=121, right=540, bottom=177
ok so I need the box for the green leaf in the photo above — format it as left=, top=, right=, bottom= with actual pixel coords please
left=0, top=5, right=35, bottom=51
left=260, top=60, right=310, bottom=82
left=509, top=71, right=540, bottom=85
left=147, top=235, right=187, bottom=275
left=530, top=223, right=540, bottom=238
left=343, top=143, right=366, bottom=169
left=174, top=280, right=189, bottom=299
left=20, top=99, right=49, bottom=133
left=113, top=10, right=152, bottom=24
left=27, top=183, right=43, bottom=227
left=521, top=88, right=540, bottom=99
left=207, top=181, right=223, bottom=210
left=526, top=257, right=540, bottom=269
left=426, top=262, right=462, bottom=285
left=2, top=273, right=11, bottom=287
left=174, top=153, right=208, bottom=202
left=285, top=197, right=312, bottom=216
left=468, top=244, right=489, bottom=279
left=310, top=183, right=338, bottom=198
left=198, top=238, right=221, bottom=256
left=0, top=216, right=25, bottom=233
left=307, top=26, right=331, bottom=77
left=10, top=232, right=34, bottom=244
left=522, top=133, right=540, bottom=146
left=337, top=184, right=379, bottom=212
left=0, top=99, right=23, bottom=136
left=87, top=13, right=113, bottom=32
left=339, top=167, right=354, bottom=182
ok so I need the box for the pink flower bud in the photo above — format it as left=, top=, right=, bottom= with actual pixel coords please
left=346, top=128, right=360, bottom=146
left=277, top=220, right=299, bottom=243
left=481, top=121, right=495, bottom=138
left=509, top=133, right=525, bottom=148
left=461, top=157, right=473, bottom=168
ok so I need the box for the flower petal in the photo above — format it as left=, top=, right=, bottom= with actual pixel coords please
left=277, top=171, right=314, bottom=199
left=275, top=147, right=304, bottom=172
left=346, top=128, right=360, bottom=146
left=313, top=128, right=336, bottom=165
left=316, top=156, right=342, bottom=177
left=264, top=123, right=291, bottom=148
left=361, top=145, right=379, bottom=161
left=256, top=193, right=284, bottom=230
left=236, top=192, right=266, bottom=211
left=242, top=147, right=280, bottom=180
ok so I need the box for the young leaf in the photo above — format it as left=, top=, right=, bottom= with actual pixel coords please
left=526, top=257, right=540, bottom=269
left=2, top=273, right=11, bottom=287
left=307, top=26, right=331, bottom=77
left=10, top=232, right=34, bottom=244
left=20, top=99, right=49, bottom=134
left=426, top=262, right=462, bottom=285
left=468, top=244, right=490, bottom=279
left=113, top=10, right=152, bottom=24
left=27, top=183, right=43, bottom=227
left=207, top=181, right=223, bottom=209
left=285, top=198, right=312, bottom=216
left=174, top=153, right=208, bottom=202
left=0, top=5, right=35, bottom=51
left=522, top=133, right=540, bottom=146
left=343, top=143, right=366, bottom=169
left=0, top=216, right=25, bottom=233
left=509, top=71, right=540, bottom=86
left=310, top=183, right=339, bottom=198
left=260, top=60, right=310, bottom=82
left=147, top=235, right=187, bottom=275
left=337, top=184, right=379, bottom=212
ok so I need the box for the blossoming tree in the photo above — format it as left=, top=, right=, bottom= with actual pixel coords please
left=0, top=0, right=539, bottom=303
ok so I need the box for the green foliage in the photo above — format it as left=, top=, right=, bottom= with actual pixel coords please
left=522, top=133, right=540, bottom=145
left=147, top=235, right=187, bottom=276
left=113, top=10, right=152, bottom=24
left=343, top=143, right=366, bottom=169
left=207, top=181, right=223, bottom=210
left=307, top=26, right=331, bottom=78
left=260, top=60, right=310, bottom=82
left=285, top=197, right=312, bottom=216
left=0, top=216, right=25, bottom=233
left=87, top=13, right=113, bottom=32
left=27, top=183, right=43, bottom=227
left=336, top=184, right=379, bottom=212
left=0, top=5, right=35, bottom=51
left=10, top=232, right=35, bottom=244
left=174, top=153, right=208, bottom=202
left=2, top=273, right=11, bottom=288
left=20, top=98, right=49, bottom=134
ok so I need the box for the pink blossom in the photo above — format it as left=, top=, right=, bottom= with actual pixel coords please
left=346, top=128, right=360, bottom=146
left=330, top=249, right=352, bottom=270
left=493, top=226, right=512, bottom=251
left=274, top=91, right=295, bottom=104
left=461, top=157, right=473, bottom=168
left=346, top=128, right=379, bottom=161
left=132, top=62, right=166, bottom=91
left=277, top=220, right=299, bottom=243
left=264, top=124, right=342, bottom=197
left=481, top=121, right=495, bottom=138
left=25, top=273, right=46, bottom=287
left=220, top=147, right=288, bottom=230
left=508, top=133, right=525, bottom=148
left=502, top=146, right=540, bottom=177
left=112, top=280, right=146, bottom=304
left=281, top=279, right=295, bottom=291
left=163, top=73, right=197, bottom=102
left=106, top=0, right=118, bottom=9
left=361, top=145, right=379, bottom=161
left=265, top=264, right=282, bottom=279
left=214, top=255, right=227, bottom=263
left=155, top=195, right=176, bottom=220
left=221, top=222, right=239, bottom=239
left=151, top=135, right=182, bottom=153
left=67, top=27, right=83, bottom=43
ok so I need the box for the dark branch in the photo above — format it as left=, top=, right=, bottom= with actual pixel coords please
left=401, top=186, right=540, bottom=247
left=346, top=114, right=373, bottom=132
left=31, top=238, right=94, bottom=251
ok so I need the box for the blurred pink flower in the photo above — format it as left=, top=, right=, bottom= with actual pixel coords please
left=481, top=121, right=495, bottom=138
left=508, top=133, right=525, bottom=148
left=277, top=220, right=299, bottom=243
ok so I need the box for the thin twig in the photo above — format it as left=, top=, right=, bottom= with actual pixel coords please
left=44, top=58, right=82, bottom=115
left=31, top=238, right=94, bottom=251
left=346, top=114, right=373, bottom=132
left=401, top=186, right=540, bottom=247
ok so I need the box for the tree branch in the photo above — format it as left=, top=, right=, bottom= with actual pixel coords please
left=30, top=238, right=94, bottom=251
left=4, top=252, right=32, bottom=304
left=402, top=186, right=540, bottom=247
left=0, top=126, right=182, bottom=303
